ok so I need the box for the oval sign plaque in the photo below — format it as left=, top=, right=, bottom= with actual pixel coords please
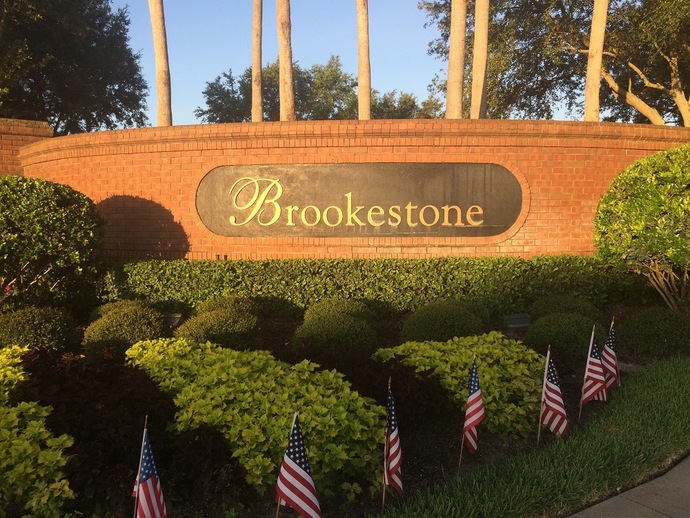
left=196, top=163, right=523, bottom=238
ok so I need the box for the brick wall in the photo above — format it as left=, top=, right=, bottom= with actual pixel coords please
left=16, top=119, right=690, bottom=260
left=0, top=118, right=52, bottom=176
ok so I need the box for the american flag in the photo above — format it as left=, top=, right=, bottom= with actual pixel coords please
left=462, top=356, right=485, bottom=453
left=276, top=413, right=321, bottom=518
left=383, top=388, right=403, bottom=497
left=581, top=328, right=608, bottom=406
left=601, top=319, right=620, bottom=390
left=132, top=429, right=167, bottom=518
left=540, top=350, right=569, bottom=438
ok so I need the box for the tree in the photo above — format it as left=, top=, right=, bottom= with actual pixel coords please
left=445, top=0, right=468, bottom=119
left=276, top=0, right=295, bottom=120
left=0, top=176, right=104, bottom=310
left=0, top=0, right=148, bottom=134
left=595, top=145, right=690, bottom=313
left=148, top=0, right=172, bottom=126
left=470, top=0, right=489, bottom=118
left=356, top=0, right=372, bottom=120
left=419, top=0, right=690, bottom=125
left=583, top=0, right=609, bottom=121
left=252, top=0, right=263, bottom=122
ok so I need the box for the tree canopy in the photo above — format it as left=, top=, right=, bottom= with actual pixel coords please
left=0, top=0, right=148, bottom=134
left=419, top=0, right=690, bottom=125
left=195, top=56, right=443, bottom=122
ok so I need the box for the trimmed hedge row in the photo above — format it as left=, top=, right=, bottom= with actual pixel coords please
left=103, top=256, right=651, bottom=316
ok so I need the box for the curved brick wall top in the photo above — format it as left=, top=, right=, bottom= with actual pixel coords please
left=0, top=118, right=52, bottom=176
left=17, top=119, right=690, bottom=260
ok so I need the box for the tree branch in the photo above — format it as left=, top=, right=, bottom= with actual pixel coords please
left=601, top=69, right=666, bottom=124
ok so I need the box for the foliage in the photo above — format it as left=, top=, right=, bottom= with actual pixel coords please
left=616, top=306, right=690, bottom=357
left=375, top=357, right=690, bottom=517
left=103, top=256, right=648, bottom=318
left=523, top=312, right=604, bottom=370
left=0, top=306, right=78, bottom=354
left=126, top=338, right=385, bottom=497
left=173, top=309, right=260, bottom=350
left=0, top=176, right=104, bottom=311
left=595, top=145, right=690, bottom=312
left=0, top=0, right=148, bottom=134
left=419, top=0, right=690, bottom=125
left=82, top=303, right=166, bottom=361
left=88, top=299, right=151, bottom=323
left=194, top=294, right=259, bottom=316
left=292, top=313, right=378, bottom=353
left=400, top=299, right=486, bottom=343
left=527, top=294, right=603, bottom=322
left=0, top=345, right=74, bottom=517
left=373, top=332, right=544, bottom=437
left=195, top=56, right=441, bottom=122
left=303, top=297, right=378, bottom=323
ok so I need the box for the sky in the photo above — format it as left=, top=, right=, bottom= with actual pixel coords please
left=111, top=1, right=446, bottom=126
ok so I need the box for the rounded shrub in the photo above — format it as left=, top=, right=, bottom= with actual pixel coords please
left=400, top=299, right=485, bottom=343
left=527, top=294, right=603, bottom=322
left=82, top=303, right=166, bottom=361
left=194, top=295, right=258, bottom=316
left=303, top=297, right=377, bottom=323
left=88, top=299, right=151, bottom=323
left=173, top=309, right=259, bottom=349
left=0, top=176, right=104, bottom=310
left=616, top=306, right=690, bottom=357
left=0, top=306, right=78, bottom=354
left=523, top=312, right=604, bottom=371
left=292, top=313, right=378, bottom=353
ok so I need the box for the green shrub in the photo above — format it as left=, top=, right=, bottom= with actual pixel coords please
left=303, top=297, right=378, bottom=323
left=0, top=306, right=78, bottom=354
left=373, top=332, right=543, bottom=438
left=616, top=306, right=690, bottom=356
left=88, top=299, right=151, bottom=323
left=0, top=176, right=104, bottom=310
left=126, top=338, right=385, bottom=497
left=82, top=303, right=166, bottom=361
left=0, top=345, right=74, bottom=517
left=400, top=299, right=485, bottom=343
left=523, top=313, right=604, bottom=370
left=194, top=295, right=259, bottom=316
left=527, top=294, right=603, bottom=322
left=174, top=309, right=259, bottom=349
left=292, top=313, right=378, bottom=353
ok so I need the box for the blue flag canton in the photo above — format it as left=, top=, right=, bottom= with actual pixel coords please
left=546, top=358, right=561, bottom=385
left=386, top=391, right=399, bottom=431
left=468, top=360, right=481, bottom=394
left=605, top=326, right=618, bottom=352
left=590, top=337, right=603, bottom=359
left=140, top=433, right=159, bottom=483
left=287, top=417, right=312, bottom=474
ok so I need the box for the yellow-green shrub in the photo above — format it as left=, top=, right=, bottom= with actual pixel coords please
left=373, top=332, right=543, bottom=438
left=126, top=338, right=385, bottom=497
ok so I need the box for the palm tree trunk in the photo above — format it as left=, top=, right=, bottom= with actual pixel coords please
left=446, top=0, right=467, bottom=119
left=276, top=0, right=295, bottom=121
left=470, top=0, right=489, bottom=119
left=252, top=0, right=263, bottom=122
left=147, top=0, right=172, bottom=126
left=356, top=0, right=371, bottom=120
left=584, top=0, right=609, bottom=121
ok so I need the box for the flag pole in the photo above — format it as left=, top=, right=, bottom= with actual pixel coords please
left=457, top=436, right=465, bottom=474
left=133, top=415, right=148, bottom=518
left=276, top=412, right=299, bottom=518
left=537, top=347, right=551, bottom=447
left=578, top=325, right=596, bottom=423
left=381, top=377, right=391, bottom=513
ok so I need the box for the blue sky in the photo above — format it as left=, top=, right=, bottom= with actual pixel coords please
left=111, top=1, right=446, bottom=126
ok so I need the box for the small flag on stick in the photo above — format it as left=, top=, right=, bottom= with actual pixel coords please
left=601, top=318, right=620, bottom=390
left=580, top=326, right=608, bottom=420
left=462, top=355, right=485, bottom=454
left=539, top=347, right=569, bottom=444
left=383, top=382, right=403, bottom=498
left=275, top=413, right=321, bottom=518
left=132, top=418, right=167, bottom=518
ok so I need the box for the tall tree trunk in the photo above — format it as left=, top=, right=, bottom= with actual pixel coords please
left=356, top=0, right=371, bottom=120
left=147, top=0, right=172, bottom=126
left=252, top=0, right=263, bottom=122
left=446, top=0, right=467, bottom=119
left=584, top=0, right=609, bottom=121
left=276, top=0, right=295, bottom=121
left=470, top=0, right=489, bottom=119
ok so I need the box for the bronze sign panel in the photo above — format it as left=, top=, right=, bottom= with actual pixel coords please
left=196, top=163, right=523, bottom=237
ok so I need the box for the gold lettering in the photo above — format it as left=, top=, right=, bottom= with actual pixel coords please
left=228, top=177, right=282, bottom=226
left=419, top=205, right=440, bottom=227
left=442, top=205, right=464, bottom=227
left=346, top=192, right=365, bottom=226
left=388, top=206, right=401, bottom=226
left=405, top=202, right=418, bottom=227
left=301, top=205, right=321, bottom=226
left=285, top=205, right=299, bottom=226
left=323, top=206, right=343, bottom=227
left=367, top=206, right=385, bottom=226
left=467, top=205, right=484, bottom=226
